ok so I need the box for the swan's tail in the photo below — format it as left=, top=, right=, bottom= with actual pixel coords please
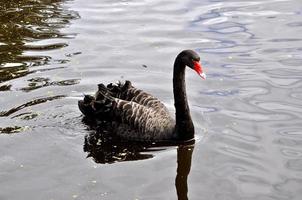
left=78, top=85, right=116, bottom=119
left=78, top=95, right=96, bottom=117
left=78, top=80, right=133, bottom=119
left=102, top=80, right=133, bottom=99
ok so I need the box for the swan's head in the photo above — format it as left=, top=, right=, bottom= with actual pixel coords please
left=179, top=49, right=206, bottom=80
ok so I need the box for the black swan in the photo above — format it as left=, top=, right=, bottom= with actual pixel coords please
left=78, top=50, right=206, bottom=141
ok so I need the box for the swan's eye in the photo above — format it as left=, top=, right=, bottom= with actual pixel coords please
left=191, top=57, right=200, bottom=62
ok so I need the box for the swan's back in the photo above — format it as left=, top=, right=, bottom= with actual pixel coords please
left=78, top=81, right=176, bottom=141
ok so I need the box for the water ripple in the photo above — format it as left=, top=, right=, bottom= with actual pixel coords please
left=286, top=159, right=302, bottom=171
left=277, top=127, right=302, bottom=139
left=20, top=77, right=80, bottom=92
left=220, top=109, right=293, bottom=121
left=0, top=95, right=65, bottom=117
left=0, top=126, right=27, bottom=134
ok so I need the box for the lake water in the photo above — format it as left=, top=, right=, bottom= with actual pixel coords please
left=1, top=0, right=302, bottom=199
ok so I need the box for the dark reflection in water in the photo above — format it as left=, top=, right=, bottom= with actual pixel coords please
left=0, top=0, right=79, bottom=83
left=83, top=117, right=163, bottom=164
left=176, top=144, right=194, bottom=200
left=84, top=130, right=156, bottom=164
left=0, top=126, right=25, bottom=134
left=83, top=117, right=194, bottom=199
left=0, top=95, right=65, bottom=117
left=0, top=84, right=11, bottom=91
left=21, top=77, right=80, bottom=92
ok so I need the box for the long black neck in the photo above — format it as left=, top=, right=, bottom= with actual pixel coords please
left=173, top=57, right=194, bottom=140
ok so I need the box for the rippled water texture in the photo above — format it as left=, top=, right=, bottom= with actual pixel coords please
left=1, top=0, right=302, bottom=199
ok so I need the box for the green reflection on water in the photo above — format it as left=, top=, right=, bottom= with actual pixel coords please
left=0, top=0, right=79, bottom=83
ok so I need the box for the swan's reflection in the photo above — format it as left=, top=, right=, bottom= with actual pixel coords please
left=83, top=117, right=195, bottom=199
left=83, top=118, right=166, bottom=163
left=83, top=129, right=160, bottom=164
left=176, top=143, right=195, bottom=200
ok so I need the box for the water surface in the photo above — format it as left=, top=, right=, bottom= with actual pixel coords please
left=1, top=0, right=302, bottom=199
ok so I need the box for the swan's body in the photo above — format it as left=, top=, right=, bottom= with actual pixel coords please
left=79, top=50, right=205, bottom=141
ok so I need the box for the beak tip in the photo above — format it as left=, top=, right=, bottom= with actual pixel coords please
left=200, top=72, right=206, bottom=80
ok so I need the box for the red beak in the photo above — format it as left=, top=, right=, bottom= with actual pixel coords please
left=193, top=61, right=206, bottom=80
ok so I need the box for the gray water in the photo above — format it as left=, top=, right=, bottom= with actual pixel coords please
left=1, top=0, right=302, bottom=199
